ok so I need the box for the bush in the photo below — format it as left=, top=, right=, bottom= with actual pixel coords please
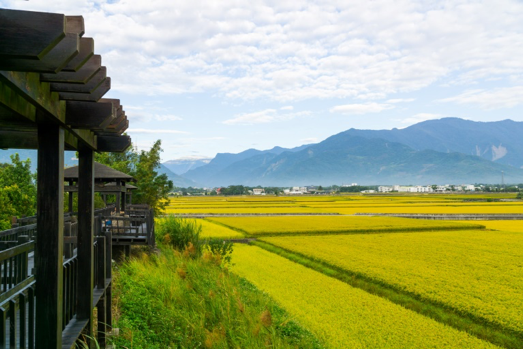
left=517, top=192, right=523, bottom=199
left=156, top=216, right=202, bottom=256
left=204, top=238, right=234, bottom=267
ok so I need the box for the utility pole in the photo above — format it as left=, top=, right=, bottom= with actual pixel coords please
left=501, top=171, right=505, bottom=192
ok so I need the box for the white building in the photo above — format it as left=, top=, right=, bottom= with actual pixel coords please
left=252, top=188, right=265, bottom=195
left=378, top=186, right=393, bottom=192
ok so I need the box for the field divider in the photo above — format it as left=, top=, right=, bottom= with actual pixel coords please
left=230, top=224, right=486, bottom=238
left=251, top=240, right=523, bottom=349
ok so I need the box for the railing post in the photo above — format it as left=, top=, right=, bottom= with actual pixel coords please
left=96, top=236, right=106, bottom=347
left=105, top=230, right=112, bottom=331
left=36, top=123, right=64, bottom=348
left=77, top=148, right=94, bottom=346
left=64, top=222, right=72, bottom=259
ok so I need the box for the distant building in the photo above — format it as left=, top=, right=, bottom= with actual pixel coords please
left=378, top=186, right=393, bottom=193
left=253, top=188, right=265, bottom=195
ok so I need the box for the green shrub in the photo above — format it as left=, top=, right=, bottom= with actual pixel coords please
left=156, top=216, right=202, bottom=256
left=204, top=238, right=234, bottom=267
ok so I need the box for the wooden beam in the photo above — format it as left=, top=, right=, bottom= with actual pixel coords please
left=0, top=130, right=37, bottom=149
left=65, top=186, right=126, bottom=193
left=65, top=101, right=114, bottom=129
left=58, top=77, right=110, bottom=102
left=40, top=54, right=101, bottom=84
left=0, top=33, right=79, bottom=73
left=77, top=148, right=95, bottom=344
left=0, top=71, right=99, bottom=150
left=50, top=67, right=106, bottom=93
left=0, top=80, right=37, bottom=122
left=36, top=123, right=64, bottom=348
left=63, top=37, right=94, bottom=72
left=0, top=9, right=65, bottom=60
left=97, top=135, right=131, bottom=152
left=66, top=16, right=85, bottom=37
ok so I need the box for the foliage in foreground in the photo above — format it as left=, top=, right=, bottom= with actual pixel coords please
left=111, top=246, right=323, bottom=349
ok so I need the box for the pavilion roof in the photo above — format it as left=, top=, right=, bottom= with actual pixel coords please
left=64, top=162, right=134, bottom=182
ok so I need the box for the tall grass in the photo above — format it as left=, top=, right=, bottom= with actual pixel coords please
left=110, top=246, right=323, bottom=348
left=156, top=215, right=202, bottom=255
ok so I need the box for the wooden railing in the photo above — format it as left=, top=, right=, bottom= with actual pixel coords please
left=0, top=238, right=35, bottom=348
left=0, top=215, right=114, bottom=348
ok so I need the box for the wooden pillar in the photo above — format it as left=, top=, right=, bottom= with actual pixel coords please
left=77, top=148, right=94, bottom=344
left=36, top=123, right=64, bottom=348
left=68, top=180, right=74, bottom=213
left=105, top=230, right=113, bottom=331
left=121, top=190, right=126, bottom=212
left=115, top=189, right=121, bottom=214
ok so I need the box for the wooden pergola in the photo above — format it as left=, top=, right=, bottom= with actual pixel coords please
left=64, top=162, right=136, bottom=213
left=0, top=8, right=132, bottom=348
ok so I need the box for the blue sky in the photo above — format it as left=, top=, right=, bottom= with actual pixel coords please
left=3, top=0, right=523, bottom=161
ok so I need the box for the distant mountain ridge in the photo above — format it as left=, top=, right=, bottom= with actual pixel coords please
left=182, top=118, right=523, bottom=186
left=343, top=118, right=523, bottom=168
left=182, top=144, right=312, bottom=184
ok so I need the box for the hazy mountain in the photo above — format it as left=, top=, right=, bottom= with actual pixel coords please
left=155, top=164, right=199, bottom=188
left=342, top=118, right=523, bottom=168
left=162, top=157, right=212, bottom=175
left=183, top=144, right=312, bottom=184
left=184, top=132, right=523, bottom=187
left=0, top=149, right=79, bottom=170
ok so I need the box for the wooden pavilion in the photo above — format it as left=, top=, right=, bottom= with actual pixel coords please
left=64, top=162, right=136, bottom=213
left=0, top=8, right=135, bottom=348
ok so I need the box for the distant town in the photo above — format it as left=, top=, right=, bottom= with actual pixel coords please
left=173, top=183, right=522, bottom=196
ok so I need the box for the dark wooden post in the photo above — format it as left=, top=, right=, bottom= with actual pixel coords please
left=77, top=148, right=94, bottom=344
left=64, top=222, right=72, bottom=259
left=68, top=180, right=74, bottom=213
left=36, top=123, right=64, bottom=348
left=105, top=230, right=112, bottom=331
left=121, top=190, right=126, bottom=212
left=96, top=236, right=106, bottom=347
left=115, top=183, right=121, bottom=214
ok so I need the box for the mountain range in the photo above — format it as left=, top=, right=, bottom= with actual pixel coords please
left=2, top=118, right=523, bottom=187
left=177, top=118, right=523, bottom=187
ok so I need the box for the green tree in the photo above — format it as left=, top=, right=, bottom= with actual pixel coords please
left=95, top=140, right=173, bottom=213
left=132, top=140, right=173, bottom=213
left=0, top=154, right=37, bottom=229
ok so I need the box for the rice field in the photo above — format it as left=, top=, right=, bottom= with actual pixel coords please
left=198, top=219, right=245, bottom=239
left=164, top=193, right=523, bottom=347
left=231, top=244, right=497, bottom=349
left=206, top=216, right=484, bottom=236
left=260, top=230, right=523, bottom=334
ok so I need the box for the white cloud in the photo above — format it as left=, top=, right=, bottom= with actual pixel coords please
left=127, top=128, right=189, bottom=134
left=330, top=103, right=393, bottom=115
left=6, top=0, right=523, bottom=104
left=386, top=98, right=416, bottom=104
left=223, top=109, right=311, bottom=125
left=439, top=87, right=523, bottom=110
left=281, top=105, right=294, bottom=110
left=400, top=113, right=444, bottom=124
left=301, top=137, right=317, bottom=144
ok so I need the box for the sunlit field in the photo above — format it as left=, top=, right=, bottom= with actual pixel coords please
left=206, top=216, right=484, bottom=236
left=231, top=244, right=496, bottom=349
left=260, top=230, right=523, bottom=334
left=165, top=192, right=523, bottom=347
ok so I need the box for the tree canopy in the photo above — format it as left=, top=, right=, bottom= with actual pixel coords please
left=95, top=139, right=173, bottom=213
left=0, top=154, right=37, bottom=230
